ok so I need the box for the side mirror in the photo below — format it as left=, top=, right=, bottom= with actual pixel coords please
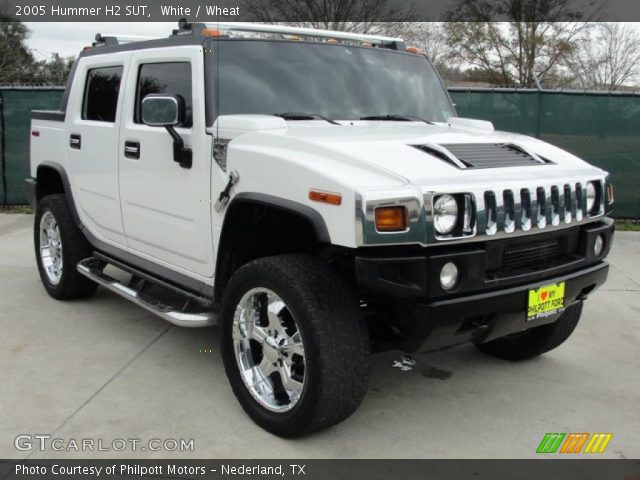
left=141, top=94, right=192, bottom=169
left=141, top=94, right=184, bottom=127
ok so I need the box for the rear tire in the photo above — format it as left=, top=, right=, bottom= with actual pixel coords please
left=34, top=194, right=98, bottom=300
left=474, top=302, right=583, bottom=361
left=220, top=254, right=370, bottom=437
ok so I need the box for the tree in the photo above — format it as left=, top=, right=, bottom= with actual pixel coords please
left=0, top=13, right=37, bottom=83
left=241, top=0, right=417, bottom=34
left=568, top=23, right=640, bottom=90
left=32, top=53, right=76, bottom=85
left=443, top=0, right=601, bottom=87
left=400, top=23, right=449, bottom=64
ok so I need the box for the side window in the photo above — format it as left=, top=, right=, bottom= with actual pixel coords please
left=136, top=62, right=193, bottom=128
left=82, top=66, right=123, bottom=122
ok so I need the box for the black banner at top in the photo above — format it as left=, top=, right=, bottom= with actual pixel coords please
left=1, top=0, right=640, bottom=22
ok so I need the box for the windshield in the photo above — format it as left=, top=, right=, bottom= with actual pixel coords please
left=215, top=40, right=455, bottom=122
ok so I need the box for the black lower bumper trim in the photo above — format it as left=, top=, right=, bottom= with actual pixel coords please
left=400, top=262, right=609, bottom=353
left=24, top=178, right=37, bottom=209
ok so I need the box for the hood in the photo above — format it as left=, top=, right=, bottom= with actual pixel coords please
left=216, top=116, right=606, bottom=190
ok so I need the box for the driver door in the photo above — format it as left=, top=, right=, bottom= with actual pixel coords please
left=118, top=46, right=214, bottom=278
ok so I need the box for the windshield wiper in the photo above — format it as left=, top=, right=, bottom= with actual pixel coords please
left=360, top=114, right=435, bottom=125
left=273, top=112, right=341, bottom=125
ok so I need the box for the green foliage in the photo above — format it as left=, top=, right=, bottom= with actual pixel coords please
left=0, top=19, right=37, bottom=83
left=615, top=220, right=640, bottom=232
left=0, top=16, right=74, bottom=85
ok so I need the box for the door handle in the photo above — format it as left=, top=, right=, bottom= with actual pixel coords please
left=124, top=141, right=140, bottom=159
left=69, top=134, right=81, bottom=149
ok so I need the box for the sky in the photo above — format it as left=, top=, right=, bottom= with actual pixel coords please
left=25, top=19, right=640, bottom=61
left=26, top=22, right=176, bottom=60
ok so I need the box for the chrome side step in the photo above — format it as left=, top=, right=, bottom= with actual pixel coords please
left=77, top=257, right=217, bottom=328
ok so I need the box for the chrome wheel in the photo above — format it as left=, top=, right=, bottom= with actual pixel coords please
left=232, top=288, right=306, bottom=412
left=39, top=211, right=63, bottom=285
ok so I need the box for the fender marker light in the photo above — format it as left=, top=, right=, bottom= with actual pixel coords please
left=375, top=206, right=408, bottom=232
left=309, top=190, right=342, bottom=206
left=202, top=29, right=223, bottom=37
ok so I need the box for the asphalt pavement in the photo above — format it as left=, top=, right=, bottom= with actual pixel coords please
left=1, top=214, right=638, bottom=459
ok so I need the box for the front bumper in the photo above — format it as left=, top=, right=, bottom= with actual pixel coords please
left=354, top=219, right=614, bottom=353
left=399, top=262, right=608, bottom=352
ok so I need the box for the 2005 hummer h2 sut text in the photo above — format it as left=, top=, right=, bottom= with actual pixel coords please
left=27, top=22, right=614, bottom=437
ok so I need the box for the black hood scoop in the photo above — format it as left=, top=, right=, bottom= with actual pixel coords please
left=413, top=143, right=552, bottom=169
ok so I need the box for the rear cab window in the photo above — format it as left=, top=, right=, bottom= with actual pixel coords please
left=82, top=66, right=124, bottom=122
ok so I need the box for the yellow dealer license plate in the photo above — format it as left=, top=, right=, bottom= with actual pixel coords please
left=527, top=282, right=566, bottom=321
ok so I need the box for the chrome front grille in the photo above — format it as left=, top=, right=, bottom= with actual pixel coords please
left=477, top=181, right=603, bottom=238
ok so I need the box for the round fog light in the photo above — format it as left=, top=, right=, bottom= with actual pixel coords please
left=440, top=262, right=459, bottom=290
left=594, top=234, right=605, bottom=257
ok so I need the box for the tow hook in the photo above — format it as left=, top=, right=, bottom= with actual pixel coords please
left=214, top=170, right=240, bottom=212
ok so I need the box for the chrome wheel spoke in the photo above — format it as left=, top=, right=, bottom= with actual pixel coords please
left=257, top=356, right=278, bottom=378
left=286, top=331, right=305, bottom=358
left=249, top=323, right=270, bottom=343
left=265, top=294, right=287, bottom=332
left=278, top=359, right=304, bottom=396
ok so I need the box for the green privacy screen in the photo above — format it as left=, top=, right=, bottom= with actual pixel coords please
left=450, top=88, right=640, bottom=218
left=1, top=87, right=639, bottom=217
left=0, top=88, right=64, bottom=204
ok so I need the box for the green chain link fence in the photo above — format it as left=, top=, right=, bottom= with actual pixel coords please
left=0, top=87, right=64, bottom=204
left=1, top=86, right=638, bottom=217
left=449, top=88, right=640, bottom=218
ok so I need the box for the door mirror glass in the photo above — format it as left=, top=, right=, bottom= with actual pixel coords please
left=141, top=94, right=184, bottom=126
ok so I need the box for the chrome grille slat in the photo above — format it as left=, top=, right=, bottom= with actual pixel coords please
left=536, top=187, right=547, bottom=229
left=484, top=191, right=498, bottom=235
left=512, top=189, right=523, bottom=231
left=563, top=184, right=573, bottom=224
left=550, top=185, right=561, bottom=226
left=575, top=183, right=585, bottom=221
left=503, top=190, right=516, bottom=233
left=495, top=191, right=505, bottom=231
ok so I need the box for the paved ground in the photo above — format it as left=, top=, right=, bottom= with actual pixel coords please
left=1, top=214, right=639, bottom=459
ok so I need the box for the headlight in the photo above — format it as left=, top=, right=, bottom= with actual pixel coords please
left=586, top=181, right=597, bottom=213
left=433, top=195, right=458, bottom=234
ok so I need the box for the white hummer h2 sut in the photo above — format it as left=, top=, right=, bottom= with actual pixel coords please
left=27, top=21, right=614, bottom=437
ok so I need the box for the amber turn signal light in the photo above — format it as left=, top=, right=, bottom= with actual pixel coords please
left=606, top=183, right=614, bottom=204
left=375, top=206, right=408, bottom=232
left=309, top=190, right=342, bottom=206
left=202, top=29, right=223, bottom=37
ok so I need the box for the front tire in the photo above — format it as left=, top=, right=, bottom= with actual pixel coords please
left=220, top=254, right=370, bottom=437
left=474, top=302, right=583, bottom=361
left=34, top=194, right=98, bottom=300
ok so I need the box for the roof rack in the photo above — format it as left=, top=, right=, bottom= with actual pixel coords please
left=93, top=20, right=405, bottom=50
left=198, top=22, right=404, bottom=45
left=93, top=33, right=159, bottom=47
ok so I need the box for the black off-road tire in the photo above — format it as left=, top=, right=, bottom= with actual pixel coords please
left=474, top=302, right=583, bottom=361
left=220, top=254, right=370, bottom=437
left=34, top=194, right=98, bottom=300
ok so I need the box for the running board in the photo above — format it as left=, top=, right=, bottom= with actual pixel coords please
left=77, top=257, right=217, bottom=328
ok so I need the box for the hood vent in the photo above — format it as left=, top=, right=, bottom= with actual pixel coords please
left=413, top=142, right=552, bottom=169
